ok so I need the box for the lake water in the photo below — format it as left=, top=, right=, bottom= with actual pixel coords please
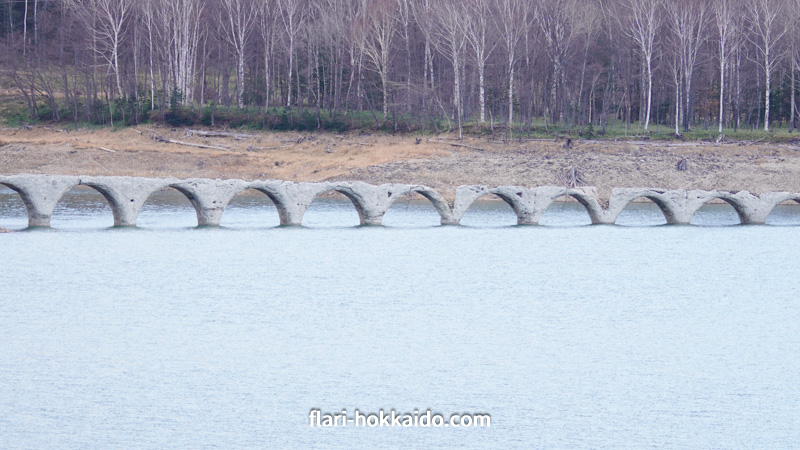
left=2, top=187, right=800, bottom=448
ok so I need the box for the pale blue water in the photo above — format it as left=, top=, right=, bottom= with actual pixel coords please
left=2, top=187, right=800, bottom=448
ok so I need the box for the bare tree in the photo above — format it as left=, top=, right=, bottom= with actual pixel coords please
left=154, top=0, right=204, bottom=106
left=431, top=0, right=468, bottom=138
left=536, top=0, right=593, bottom=126
left=64, top=0, right=132, bottom=99
left=493, top=0, right=530, bottom=131
left=411, top=0, right=436, bottom=108
left=395, top=0, right=412, bottom=112
left=666, top=0, right=709, bottom=132
left=219, top=0, right=258, bottom=108
left=258, top=0, right=279, bottom=109
left=604, top=0, right=662, bottom=130
left=746, top=0, right=789, bottom=131
left=464, top=0, right=496, bottom=124
left=714, top=0, right=738, bottom=133
left=7, top=0, right=800, bottom=134
left=360, top=0, right=396, bottom=119
left=789, top=0, right=800, bottom=131
left=142, top=0, right=158, bottom=109
left=277, top=0, right=306, bottom=107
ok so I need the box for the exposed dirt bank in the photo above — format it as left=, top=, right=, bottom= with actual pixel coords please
left=2, top=125, right=800, bottom=199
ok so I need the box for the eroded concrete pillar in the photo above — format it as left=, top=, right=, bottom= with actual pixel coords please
left=525, top=186, right=606, bottom=224
left=262, top=182, right=331, bottom=226
left=0, top=175, right=80, bottom=227
left=80, top=176, right=174, bottom=226
left=599, top=188, right=686, bottom=225
left=725, top=191, right=792, bottom=225
left=405, top=186, right=458, bottom=225
left=172, top=178, right=248, bottom=226
left=330, top=182, right=412, bottom=226
left=451, top=186, right=498, bottom=225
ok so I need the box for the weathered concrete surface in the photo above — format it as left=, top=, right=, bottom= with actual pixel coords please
left=0, top=175, right=80, bottom=226
left=80, top=176, right=175, bottom=226
left=713, top=191, right=795, bottom=225
left=245, top=181, right=444, bottom=226
left=593, top=188, right=716, bottom=225
left=451, top=185, right=602, bottom=225
left=394, top=185, right=457, bottom=225
left=2, top=174, right=800, bottom=227
left=171, top=178, right=248, bottom=226
left=245, top=181, right=329, bottom=226
left=326, top=182, right=412, bottom=226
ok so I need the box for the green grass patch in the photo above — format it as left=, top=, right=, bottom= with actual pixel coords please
left=4, top=96, right=800, bottom=143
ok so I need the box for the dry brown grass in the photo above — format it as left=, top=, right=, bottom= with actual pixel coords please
left=0, top=125, right=448, bottom=181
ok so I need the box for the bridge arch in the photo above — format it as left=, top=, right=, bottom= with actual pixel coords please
left=459, top=191, right=522, bottom=226
left=0, top=183, right=30, bottom=229
left=50, top=184, right=116, bottom=228
left=383, top=186, right=454, bottom=226
left=538, top=193, right=595, bottom=226
left=245, top=184, right=300, bottom=226
left=136, top=185, right=203, bottom=227
left=220, top=188, right=281, bottom=227
left=765, top=195, right=800, bottom=225
left=303, top=187, right=370, bottom=226
left=614, top=195, right=678, bottom=226
left=688, top=196, right=745, bottom=225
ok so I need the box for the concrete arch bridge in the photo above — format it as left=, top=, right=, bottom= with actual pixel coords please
left=1, top=175, right=799, bottom=227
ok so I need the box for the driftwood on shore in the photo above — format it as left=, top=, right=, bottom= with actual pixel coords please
left=341, top=140, right=370, bottom=146
left=557, top=167, right=586, bottom=188
left=247, top=145, right=289, bottom=152
left=278, top=136, right=307, bottom=144
left=155, top=136, right=229, bottom=151
left=185, top=129, right=254, bottom=140
left=429, top=139, right=485, bottom=152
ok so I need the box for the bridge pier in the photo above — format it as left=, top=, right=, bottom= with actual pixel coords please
left=595, top=188, right=692, bottom=225
left=402, top=186, right=458, bottom=225
left=254, top=181, right=331, bottom=226
left=661, top=190, right=720, bottom=224
left=0, top=175, right=80, bottom=227
left=719, top=191, right=792, bottom=225
left=171, top=178, right=248, bottom=226
left=327, top=182, right=412, bottom=226
left=80, top=176, right=174, bottom=226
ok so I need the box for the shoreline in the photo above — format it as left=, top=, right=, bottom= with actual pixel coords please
left=3, top=125, right=800, bottom=199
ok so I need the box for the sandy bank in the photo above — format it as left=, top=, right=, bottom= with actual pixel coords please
left=2, top=125, right=800, bottom=199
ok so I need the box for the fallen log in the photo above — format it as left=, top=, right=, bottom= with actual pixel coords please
left=247, top=145, right=289, bottom=151
left=98, top=147, right=117, bottom=153
left=155, top=136, right=229, bottom=151
left=185, top=129, right=254, bottom=139
left=279, top=136, right=307, bottom=144
left=429, top=139, right=485, bottom=151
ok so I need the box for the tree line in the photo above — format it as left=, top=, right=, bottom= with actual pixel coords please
left=2, top=0, right=800, bottom=136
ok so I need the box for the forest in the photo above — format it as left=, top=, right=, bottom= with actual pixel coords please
left=2, top=0, right=800, bottom=138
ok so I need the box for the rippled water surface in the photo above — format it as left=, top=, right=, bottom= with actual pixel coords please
left=2, top=187, right=800, bottom=448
